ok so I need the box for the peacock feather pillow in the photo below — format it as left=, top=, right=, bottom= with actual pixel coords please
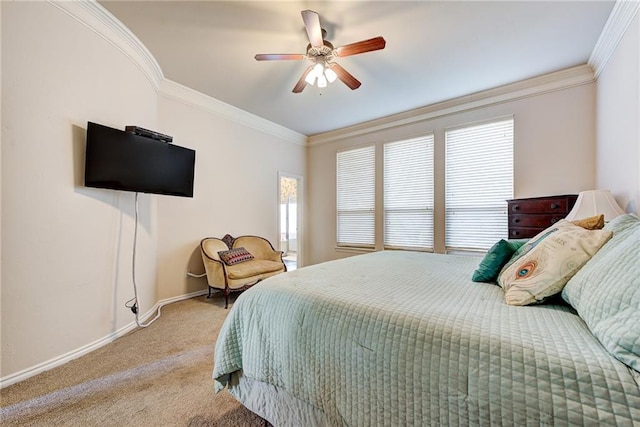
left=497, top=219, right=612, bottom=306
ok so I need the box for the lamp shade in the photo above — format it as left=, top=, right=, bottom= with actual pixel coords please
left=565, top=190, right=626, bottom=222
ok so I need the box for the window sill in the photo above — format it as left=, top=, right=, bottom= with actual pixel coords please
left=334, top=246, right=376, bottom=254
left=383, top=246, right=434, bottom=253
left=445, top=248, right=486, bottom=256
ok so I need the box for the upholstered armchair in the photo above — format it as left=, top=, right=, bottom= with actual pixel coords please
left=200, top=235, right=286, bottom=308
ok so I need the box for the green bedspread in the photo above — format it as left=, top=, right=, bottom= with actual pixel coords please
left=213, top=251, right=640, bottom=426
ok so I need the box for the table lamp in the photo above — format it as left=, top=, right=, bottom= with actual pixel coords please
left=565, top=190, right=626, bottom=222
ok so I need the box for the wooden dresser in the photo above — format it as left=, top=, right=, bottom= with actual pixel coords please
left=507, top=194, right=578, bottom=239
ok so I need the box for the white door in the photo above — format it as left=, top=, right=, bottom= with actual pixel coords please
left=279, top=173, right=302, bottom=270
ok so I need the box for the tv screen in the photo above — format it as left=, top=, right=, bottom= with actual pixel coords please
left=84, top=122, right=195, bottom=197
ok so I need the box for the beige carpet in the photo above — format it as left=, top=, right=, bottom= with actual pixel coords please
left=0, top=294, right=267, bottom=426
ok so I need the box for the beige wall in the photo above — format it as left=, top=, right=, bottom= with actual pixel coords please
left=0, top=0, right=3, bottom=367
left=0, top=2, right=306, bottom=385
left=306, top=83, right=596, bottom=264
left=155, top=94, right=305, bottom=300
left=1, top=2, right=158, bottom=377
left=595, top=13, right=639, bottom=213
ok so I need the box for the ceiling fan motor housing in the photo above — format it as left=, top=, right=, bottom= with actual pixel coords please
left=306, top=40, right=335, bottom=61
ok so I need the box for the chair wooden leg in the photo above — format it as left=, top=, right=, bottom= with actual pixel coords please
left=225, top=292, right=229, bottom=309
left=207, top=286, right=212, bottom=299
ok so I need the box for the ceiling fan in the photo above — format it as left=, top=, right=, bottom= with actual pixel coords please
left=255, top=10, right=386, bottom=93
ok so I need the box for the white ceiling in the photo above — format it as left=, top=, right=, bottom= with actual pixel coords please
left=99, top=1, right=614, bottom=136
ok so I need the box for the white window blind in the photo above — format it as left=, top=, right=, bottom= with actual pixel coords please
left=383, top=136, right=434, bottom=250
left=337, top=146, right=375, bottom=247
left=445, top=118, right=514, bottom=252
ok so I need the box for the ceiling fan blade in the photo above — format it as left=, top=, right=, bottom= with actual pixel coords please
left=335, top=36, right=386, bottom=57
left=301, top=10, right=323, bottom=47
left=331, top=63, right=361, bottom=90
left=255, top=54, right=306, bottom=61
left=293, top=66, right=313, bottom=93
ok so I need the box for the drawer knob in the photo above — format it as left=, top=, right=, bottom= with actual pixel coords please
left=551, top=218, right=558, bottom=224
left=512, top=205, right=520, bottom=211
left=513, top=218, right=520, bottom=224
left=511, top=231, right=520, bottom=237
left=550, top=203, right=559, bottom=209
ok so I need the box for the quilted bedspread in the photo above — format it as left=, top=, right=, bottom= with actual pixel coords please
left=213, top=251, right=640, bottom=426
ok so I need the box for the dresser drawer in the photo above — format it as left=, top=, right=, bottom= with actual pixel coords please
left=510, top=214, right=564, bottom=228
left=508, top=227, right=543, bottom=239
left=506, top=194, right=578, bottom=240
left=508, top=198, right=571, bottom=214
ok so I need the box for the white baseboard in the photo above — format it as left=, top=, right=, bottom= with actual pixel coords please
left=0, top=290, right=208, bottom=389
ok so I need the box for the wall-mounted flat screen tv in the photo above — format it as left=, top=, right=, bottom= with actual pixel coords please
left=84, top=122, right=195, bottom=197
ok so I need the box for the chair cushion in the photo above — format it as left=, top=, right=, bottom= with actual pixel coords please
left=227, top=259, right=285, bottom=280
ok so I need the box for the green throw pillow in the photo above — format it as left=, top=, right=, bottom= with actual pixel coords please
left=472, top=239, right=528, bottom=283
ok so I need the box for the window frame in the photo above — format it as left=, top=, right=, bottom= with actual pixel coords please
left=335, top=144, right=376, bottom=249
left=444, top=116, right=514, bottom=253
left=382, top=134, right=435, bottom=251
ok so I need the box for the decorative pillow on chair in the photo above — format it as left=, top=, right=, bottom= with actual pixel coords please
left=497, top=220, right=612, bottom=306
left=472, top=239, right=529, bottom=283
left=218, top=247, right=254, bottom=265
left=562, top=214, right=640, bottom=371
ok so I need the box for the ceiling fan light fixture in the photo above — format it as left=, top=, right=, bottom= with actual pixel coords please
left=256, top=10, right=385, bottom=93
left=304, top=73, right=317, bottom=85
left=324, top=66, right=337, bottom=83
left=317, top=74, right=328, bottom=88
left=305, top=62, right=324, bottom=85
left=312, top=63, right=324, bottom=77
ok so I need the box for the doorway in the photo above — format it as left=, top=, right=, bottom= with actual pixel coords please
left=279, top=173, right=302, bottom=271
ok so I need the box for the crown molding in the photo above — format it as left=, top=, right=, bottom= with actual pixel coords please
left=48, top=0, right=163, bottom=90
left=159, top=79, right=307, bottom=146
left=48, top=0, right=306, bottom=145
left=308, top=64, right=595, bottom=146
left=589, top=0, right=640, bottom=79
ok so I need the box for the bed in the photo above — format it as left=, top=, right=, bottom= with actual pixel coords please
left=213, top=215, right=640, bottom=426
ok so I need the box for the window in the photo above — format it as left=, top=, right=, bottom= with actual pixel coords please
left=383, top=136, right=434, bottom=250
left=445, top=117, right=514, bottom=252
left=336, top=146, right=375, bottom=247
